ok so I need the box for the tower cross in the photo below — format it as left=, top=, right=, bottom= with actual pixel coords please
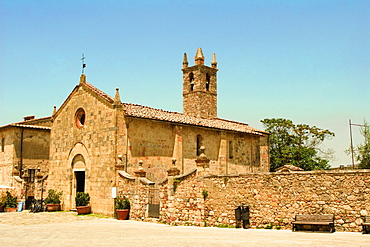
left=81, top=53, right=86, bottom=74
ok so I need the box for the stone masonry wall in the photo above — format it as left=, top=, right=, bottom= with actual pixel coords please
left=203, top=170, right=370, bottom=232
left=125, top=119, right=269, bottom=184
left=159, top=171, right=205, bottom=226
left=148, top=170, right=370, bottom=232
left=49, top=84, right=117, bottom=214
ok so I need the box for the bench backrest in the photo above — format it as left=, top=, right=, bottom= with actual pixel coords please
left=295, top=215, right=334, bottom=222
left=364, top=216, right=370, bottom=223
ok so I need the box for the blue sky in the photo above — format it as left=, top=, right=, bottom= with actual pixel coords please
left=0, top=0, right=369, bottom=167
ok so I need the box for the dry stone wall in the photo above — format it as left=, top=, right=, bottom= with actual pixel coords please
left=203, top=170, right=370, bottom=232
left=117, top=176, right=149, bottom=219
left=120, top=168, right=370, bottom=232
left=159, top=172, right=205, bottom=226
left=136, top=169, right=370, bottom=232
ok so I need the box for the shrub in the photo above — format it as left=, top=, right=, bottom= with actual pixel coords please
left=114, top=196, right=130, bottom=210
left=75, top=192, right=90, bottom=207
left=264, top=224, right=273, bottom=229
left=4, top=191, right=17, bottom=208
left=44, top=189, right=63, bottom=204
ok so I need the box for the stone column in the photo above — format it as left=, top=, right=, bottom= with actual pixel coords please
left=134, top=160, right=147, bottom=218
left=166, top=158, right=180, bottom=221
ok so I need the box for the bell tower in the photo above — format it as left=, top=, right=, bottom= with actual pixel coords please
left=182, top=48, right=218, bottom=118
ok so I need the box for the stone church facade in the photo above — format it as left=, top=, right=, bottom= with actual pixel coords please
left=1, top=48, right=269, bottom=215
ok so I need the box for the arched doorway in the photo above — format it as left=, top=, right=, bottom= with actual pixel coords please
left=67, top=143, right=90, bottom=209
left=72, top=154, right=86, bottom=193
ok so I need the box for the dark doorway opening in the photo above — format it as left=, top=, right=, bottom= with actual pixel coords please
left=26, top=196, right=34, bottom=209
left=75, top=171, right=85, bottom=192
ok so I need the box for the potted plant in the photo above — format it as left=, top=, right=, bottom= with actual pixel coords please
left=44, top=189, right=63, bottom=211
left=114, top=196, right=130, bottom=220
left=4, top=191, right=17, bottom=212
left=75, top=192, right=90, bottom=215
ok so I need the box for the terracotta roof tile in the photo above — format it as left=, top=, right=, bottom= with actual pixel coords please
left=83, top=82, right=114, bottom=104
left=82, top=82, right=268, bottom=135
left=123, top=103, right=267, bottom=135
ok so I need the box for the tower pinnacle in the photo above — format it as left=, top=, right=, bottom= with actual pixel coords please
left=194, top=47, right=205, bottom=65
left=183, top=53, right=188, bottom=68
left=211, top=53, right=217, bottom=68
left=114, top=88, right=122, bottom=105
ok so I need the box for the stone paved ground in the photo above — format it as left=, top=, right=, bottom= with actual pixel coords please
left=0, top=211, right=370, bottom=247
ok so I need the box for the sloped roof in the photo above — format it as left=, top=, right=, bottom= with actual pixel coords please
left=1, top=80, right=266, bottom=135
left=123, top=103, right=267, bottom=135
left=8, top=124, right=51, bottom=130
left=83, top=82, right=114, bottom=104
left=0, top=117, right=52, bottom=130
left=81, top=81, right=267, bottom=136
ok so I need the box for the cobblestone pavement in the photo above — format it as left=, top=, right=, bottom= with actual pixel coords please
left=1, top=211, right=370, bottom=247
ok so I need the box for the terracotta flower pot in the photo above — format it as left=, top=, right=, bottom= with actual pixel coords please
left=5, top=207, right=17, bottom=212
left=76, top=206, right=90, bottom=215
left=116, top=209, right=129, bottom=220
left=46, top=204, right=60, bottom=211
left=0, top=205, right=4, bottom=212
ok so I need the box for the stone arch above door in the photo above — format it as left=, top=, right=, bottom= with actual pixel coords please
left=68, top=142, right=90, bottom=169
left=72, top=154, right=86, bottom=171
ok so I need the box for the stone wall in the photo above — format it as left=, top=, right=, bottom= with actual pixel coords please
left=0, top=126, right=50, bottom=204
left=203, top=170, right=370, bottom=232
left=49, top=84, right=118, bottom=213
left=159, top=171, right=205, bottom=226
left=139, top=169, right=370, bottom=232
left=116, top=174, right=149, bottom=219
left=125, top=118, right=270, bottom=184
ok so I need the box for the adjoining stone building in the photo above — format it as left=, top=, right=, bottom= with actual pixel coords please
left=0, top=116, right=51, bottom=207
left=0, top=48, right=269, bottom=215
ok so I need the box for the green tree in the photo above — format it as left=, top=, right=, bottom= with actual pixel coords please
left=261, top=118, right=335, bottom=172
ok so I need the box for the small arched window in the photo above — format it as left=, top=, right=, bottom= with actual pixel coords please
left=206, top=73, right=210, bottom=91
left=189, top=72, right=194, bottom=91
left=196, top=134, right=202, bottom=156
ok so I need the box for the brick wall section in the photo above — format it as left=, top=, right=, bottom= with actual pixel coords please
left=202, top=170, right=370, bottom=232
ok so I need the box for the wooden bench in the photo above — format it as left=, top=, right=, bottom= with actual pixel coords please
left=362, top=216, right=370, bottom=234
left=292, top=215, right=335, bottom=233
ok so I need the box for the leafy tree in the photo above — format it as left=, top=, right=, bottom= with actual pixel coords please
left=261, top=118, right=335, bottom=172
